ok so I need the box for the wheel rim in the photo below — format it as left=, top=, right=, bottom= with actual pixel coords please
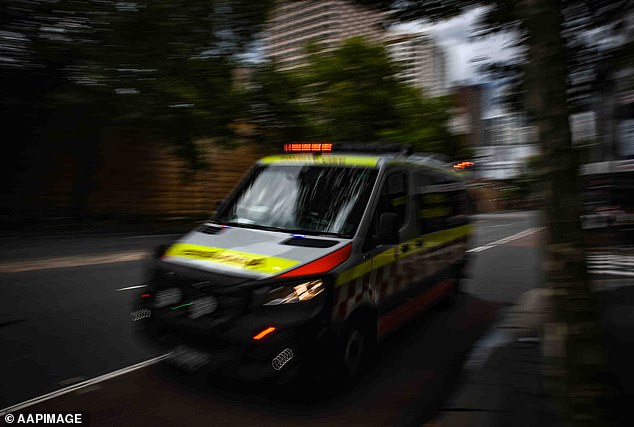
left=344, top=329, right=364, bottom=376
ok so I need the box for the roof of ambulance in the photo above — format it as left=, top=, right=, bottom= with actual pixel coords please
left=256, top=152, right=462, bottom=178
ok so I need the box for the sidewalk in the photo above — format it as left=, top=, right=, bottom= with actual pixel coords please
left=427, top=288, right=561, bottom=427
left=430, top=277, right=634, bottom=427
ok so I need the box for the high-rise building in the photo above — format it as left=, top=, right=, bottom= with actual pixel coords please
left=263, top=0, right=386, bottom=70
left=476, top=111, right=540, bottom=180
left=454, top=84, right=486, bottom=147
left=385, top=32, right=448, bottom=97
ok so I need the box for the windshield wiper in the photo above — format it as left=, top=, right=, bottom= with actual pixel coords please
left=220, top=222, right=348, bottom=238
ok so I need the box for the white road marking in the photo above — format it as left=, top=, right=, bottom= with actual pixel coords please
left=467, top=245, right=493, bottom=253
left=587, top=252, right=634, bottom=278
left=488, top=227, right=545, bottom=246
left=0, top=354, right=171, bottom=416
left=116, top=285, right=147, bottom=291
left=467, top=227, right=545, bottom=254
left=0, top=250, right=149, bottom=274
left=590, top=270, right=634, bottom=277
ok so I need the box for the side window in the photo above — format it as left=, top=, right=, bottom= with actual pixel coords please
left=381, top=172, right=408, bottom=229
left=416, top=173, right=453, bottom=234
left=363, top=170, right=408, bottom=250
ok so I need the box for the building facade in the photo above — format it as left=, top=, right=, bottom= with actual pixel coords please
left=263, top=0, right=386, bottom=70
left=453, top=84, right=486, bottom=147
left=475, top=111, right=539, bottom=180
left=385, top=32, right=448, bottom=97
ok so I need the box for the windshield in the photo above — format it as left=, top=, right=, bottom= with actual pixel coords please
left=217, top=165, right=378, bottom=237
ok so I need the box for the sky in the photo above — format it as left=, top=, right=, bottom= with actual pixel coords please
left=392, top=7, right=521, bottom=84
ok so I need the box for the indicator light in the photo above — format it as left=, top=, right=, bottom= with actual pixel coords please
left=141, top=293, right=151, bottom=298
left=453, top=161, right=475, bottom=170
left=253, top=326, right=277, bottom=340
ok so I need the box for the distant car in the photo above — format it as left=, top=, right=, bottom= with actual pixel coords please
left=132, top=143, right=474, bottom=383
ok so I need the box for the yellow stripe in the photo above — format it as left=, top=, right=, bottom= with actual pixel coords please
left=259, top=154, right=379, bottom=167
left=164, top=243, right=299, bottom=274
left=335, top=223, right=473, bottom=286
left=336, top=259, right=372, bottom=286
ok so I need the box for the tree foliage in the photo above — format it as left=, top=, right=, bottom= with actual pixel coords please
left=356, top=1, right=631, bottom=425
left=247, top=38, right=469, bottom=159
left=1, top=0, right=274, bottom=212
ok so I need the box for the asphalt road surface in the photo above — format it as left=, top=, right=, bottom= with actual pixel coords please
left=0, top=211, right=543, bottom=426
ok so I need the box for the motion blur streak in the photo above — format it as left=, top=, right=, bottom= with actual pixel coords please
left=0, top=251, right=148, bottom=274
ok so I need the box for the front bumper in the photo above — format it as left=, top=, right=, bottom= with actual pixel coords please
left=133, top=304, right=333, bottom=382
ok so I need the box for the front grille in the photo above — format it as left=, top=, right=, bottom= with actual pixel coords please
left=147, top=266, right=250, bottom=333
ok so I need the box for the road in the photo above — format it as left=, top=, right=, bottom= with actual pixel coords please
left=0, top=212, right=543, bottom=426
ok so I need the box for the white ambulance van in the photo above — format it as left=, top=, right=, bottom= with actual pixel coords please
left=133, top=143, right=473, bottom=383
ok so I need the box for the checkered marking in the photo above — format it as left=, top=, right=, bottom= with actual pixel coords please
left=333, top=234, right=469, bottom=321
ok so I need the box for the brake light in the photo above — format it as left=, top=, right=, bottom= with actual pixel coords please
left=278, top=243, right=352, bottom=278
left=283, top=142, right=333, bottom=153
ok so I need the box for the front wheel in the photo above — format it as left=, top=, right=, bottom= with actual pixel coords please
left=337, top=318, right=376, bottom=383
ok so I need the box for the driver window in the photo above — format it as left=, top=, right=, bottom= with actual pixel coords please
left=363, top=171, right=408, bottom=251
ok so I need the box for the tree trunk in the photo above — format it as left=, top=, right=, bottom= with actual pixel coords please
left=520, top=1, right=607, bottom=425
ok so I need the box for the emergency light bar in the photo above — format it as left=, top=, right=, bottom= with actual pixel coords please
left=284, top=142, right=333, bottom=153
left=283, top=141, right=413, bottom=154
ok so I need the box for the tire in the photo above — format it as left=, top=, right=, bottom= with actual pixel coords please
left=337, top=316, right=376, bottom=383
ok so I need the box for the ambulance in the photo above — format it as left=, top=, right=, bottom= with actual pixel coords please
left=133, top=143, right=473, bottom=383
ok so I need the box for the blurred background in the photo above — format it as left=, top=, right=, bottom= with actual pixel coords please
left=1, top=0, right=631, bottom=225
left=1, top=1, right=632, bottom=426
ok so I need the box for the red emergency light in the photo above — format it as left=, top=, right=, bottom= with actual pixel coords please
left=453, top=161, right=475, bottom=170
left=283, top=142, right=333, bottom=153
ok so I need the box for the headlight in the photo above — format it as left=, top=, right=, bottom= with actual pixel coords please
left=264, top=280, right=325, bottom=305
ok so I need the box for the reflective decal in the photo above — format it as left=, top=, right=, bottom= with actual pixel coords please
left=335, top=224, right=473, bottom=287
left=164, top=243, right=300, bottom=274
left=259, top=154, right=379, bottom=167
left=278, top=243, right=352, bottom=278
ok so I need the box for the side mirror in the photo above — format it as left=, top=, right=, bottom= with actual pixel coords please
left=375, top=212, right=399, bottom=245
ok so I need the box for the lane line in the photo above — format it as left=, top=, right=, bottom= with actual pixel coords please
left=467, top=245, right=493, bottom=253
left=488, top=227, right=544, bottom=246
left=116, top=285, right=146, bottom=291
left=0, top=250, right=149, bottom=274
left=467, top=227, right=544, bottom=254
left=0, top=354, right=171, bottom=416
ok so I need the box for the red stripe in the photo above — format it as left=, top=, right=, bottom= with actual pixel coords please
left=277, top=243, right=352, bottom=278
left=378, top=280, right=453, bottom=337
